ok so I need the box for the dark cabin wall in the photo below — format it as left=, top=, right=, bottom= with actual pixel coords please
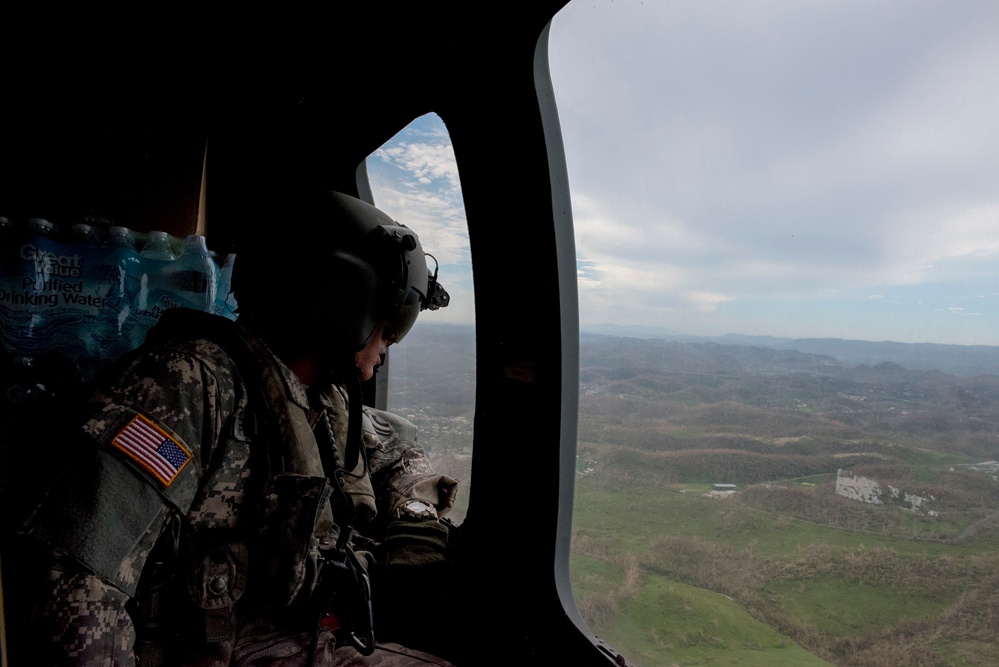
left=1, top=3, right=629, bottom=664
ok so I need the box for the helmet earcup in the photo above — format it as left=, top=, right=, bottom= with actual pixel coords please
left=325, top=249, right=380, bottom=351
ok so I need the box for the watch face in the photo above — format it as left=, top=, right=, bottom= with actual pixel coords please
left=402, top=499, right=436, bottom=518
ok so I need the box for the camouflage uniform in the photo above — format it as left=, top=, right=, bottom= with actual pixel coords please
left=9, top=311, right=458, bottom=666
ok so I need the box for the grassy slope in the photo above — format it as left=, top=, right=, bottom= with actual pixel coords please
left=570, top=454, right=999, bottom=667
left=572, top=552, right=833, bottom=666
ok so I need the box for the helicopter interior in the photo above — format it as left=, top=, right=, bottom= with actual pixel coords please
left=0, top=2, right=632, bottom=665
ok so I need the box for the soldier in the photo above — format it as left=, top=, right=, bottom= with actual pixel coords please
left=4, top=191, right=459, bottom=666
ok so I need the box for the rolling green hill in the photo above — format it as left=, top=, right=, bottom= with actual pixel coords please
left=390, top=325, right=999, bottom=666
left=569, top=333, right=999, bottom=666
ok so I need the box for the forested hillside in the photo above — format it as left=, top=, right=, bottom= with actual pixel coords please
left=390, top=325, right=999, bottom=666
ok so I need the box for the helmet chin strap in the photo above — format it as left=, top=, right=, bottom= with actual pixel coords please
left=323, top=358, right=364, bottom=473
left=343, top=366, right=363, bottom=472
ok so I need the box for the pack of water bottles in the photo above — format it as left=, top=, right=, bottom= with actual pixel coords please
left=0, top=215, right=238, bottom=389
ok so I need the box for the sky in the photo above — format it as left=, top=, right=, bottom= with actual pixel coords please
left=368, top=0, right=999, bottom=346
left=365, top=117, right=476, bottom=327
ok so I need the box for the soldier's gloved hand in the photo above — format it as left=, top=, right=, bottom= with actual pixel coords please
left=383, top=516, right=449, bottom=571
left=377, top=511, right=452, bottom=653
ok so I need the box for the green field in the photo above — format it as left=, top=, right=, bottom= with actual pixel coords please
left=572, top=552, right=834, bottom=667
left=570, top=458, right=999, bottom=667
left=395, top=327, right=999, bottom=666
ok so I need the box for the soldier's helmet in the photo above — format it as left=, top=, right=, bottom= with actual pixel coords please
left=231, top=190, right=448, bottom=371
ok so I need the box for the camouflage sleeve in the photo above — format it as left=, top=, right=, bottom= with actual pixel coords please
left=360, top=406, right=458, bottom=519
left=25, top=337, right=239, bottom=591
left=26, top=551, right=137, bottom=666
left=17, top=337, right=240, bottom=663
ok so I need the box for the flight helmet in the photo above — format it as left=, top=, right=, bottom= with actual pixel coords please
left=230, top=190, right=448, bottom=371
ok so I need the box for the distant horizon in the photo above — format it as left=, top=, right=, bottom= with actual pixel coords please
left=579, top=321, right=999, bottom=348
left=370, top=0, right=999, bottom=352
left=411, top=319, right=999, bottom=350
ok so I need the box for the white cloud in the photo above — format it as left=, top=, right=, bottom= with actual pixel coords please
left=687, top=291, right=734, bottom=313
left=550, top=0, right=999, bottom=343
left=365, top=114, right=476, bottom=326
left=367, top=115, right=470, bottom=269
left=375, top=141, right=461, bottom=192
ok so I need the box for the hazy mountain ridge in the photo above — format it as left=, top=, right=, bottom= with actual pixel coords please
left=579, top=332, right=999, bottom=460
left=582, top=326, right=999, bottom=377
left=391, top=324, right=999, bottom=462
left=399, top=322, right=999, bottom=379
left=394, top=324, right=999, bottom=666
left=393, top=324, right=999, bottom=407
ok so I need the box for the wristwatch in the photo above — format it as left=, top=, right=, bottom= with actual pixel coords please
left=396, top=499, right=438, bottom=520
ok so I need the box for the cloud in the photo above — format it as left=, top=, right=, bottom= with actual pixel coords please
left=366, top=114, right=475, bottom=326
left=687, top=291, right=734, bottom=313
left=375, top=141, right=461, bottom=191
left=549, top=0, right=999, bottom=343
left=367, top=115, right=470, bottom=269
left=356, top=4, right=999, bottom=344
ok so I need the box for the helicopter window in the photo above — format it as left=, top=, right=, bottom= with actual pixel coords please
left=366, top=113, right=475, bottom=524
left=552, top=1, right=999, bottom=665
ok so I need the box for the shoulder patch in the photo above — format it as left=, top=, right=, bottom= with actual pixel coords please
left=111, top=414, right=192, bottom=487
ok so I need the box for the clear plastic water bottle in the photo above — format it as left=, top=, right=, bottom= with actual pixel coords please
left=25, top=216, right=55, bottom=237
left=0, top=217, right=99, bottom=385
left=213, top=252, right=239, bottom=320
left=58, top=221, right=107, bottom=375
left=97, top=226, right=142, bottom=360
left=0, top=216, right=22, bottom=359
left=165, top=234, right=218, bottom=313
left=124, top=230, right=178, bottom=349
left=139, top=230, right=177, bottom=261
left=106, top=225, right=136, bottom=251
left=5, top=217, right=58, bottom=356
left=69, top=222, right=101, bottom=246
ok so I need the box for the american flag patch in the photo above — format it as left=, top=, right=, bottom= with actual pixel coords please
left=112, top=414, right=192, bottom=487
